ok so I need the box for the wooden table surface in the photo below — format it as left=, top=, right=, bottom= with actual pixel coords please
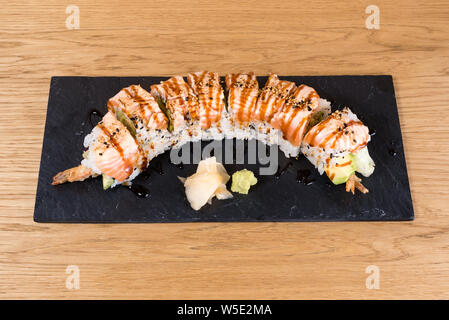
left=0, top=0, right=448, bottom=299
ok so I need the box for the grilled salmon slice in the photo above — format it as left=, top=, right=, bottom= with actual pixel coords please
left=303, top=108, right=370, bottom=153
left=225, top=72, right=259, bottom=125
left=270, top=84, right=320, bottom=146
left=52, top=111, right=144, bottom=185
left=150, top=76, right=199, bottom=131
left=187, top=71, right=226, bottom=129
left=107, top=85, right=168, bottom=131
left=92, top=111, right=143, bottom=182
left=253, top=73, right=296, bottom=123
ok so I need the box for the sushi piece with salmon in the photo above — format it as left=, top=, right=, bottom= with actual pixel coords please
left=250, top=73, right=296, bottom=146
left=225, top=72, right=259, bottom=139
left=150, top=76, right=202, bottom=147
left=253, top=73, right=297, bottom=124
left=186, top=71, right=228, bottom=140
left=107, top=84, right=172, bottom=161
left=301, top=108, right=375, bottom=194
left=52, top=111, right=146, bottom=189
left=270, top=84, right=331, bottom=157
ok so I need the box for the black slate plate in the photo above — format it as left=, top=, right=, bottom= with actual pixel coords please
left=34, top=76, right=414, bottom=222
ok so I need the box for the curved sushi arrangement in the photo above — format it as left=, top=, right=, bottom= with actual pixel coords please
left=52, top=72, right=375, bottom=195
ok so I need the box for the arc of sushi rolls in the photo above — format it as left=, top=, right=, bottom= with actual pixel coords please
left=52, top=72, right=374, bottom=194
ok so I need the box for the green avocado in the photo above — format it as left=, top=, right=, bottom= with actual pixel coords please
left=116, top=109, right=136, bottom=137
left=102, top=174, right=114, bottom=190
left=325, top=154, right=356, bottom=185
left=308, top=111, right=325, bottom=129
left=155, top=96, right=173, bottom=132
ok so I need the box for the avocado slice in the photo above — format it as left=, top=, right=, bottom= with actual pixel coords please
left=308, top=111, right=325, bottom=129
left=155, top=96, right=174, bottom=132
left=116, top=109, right=136, bottom=137
left=325, top=154, right=356, bottom=185
left=102, top=174, right=114, bottom=190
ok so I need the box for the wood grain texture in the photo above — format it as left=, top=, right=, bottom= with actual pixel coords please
left=0, top=0, right=448, bottom=299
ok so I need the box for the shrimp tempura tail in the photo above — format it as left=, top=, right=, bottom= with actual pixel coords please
left=345, top=174, right=369, bottom=194
left=52, top=165, right=94, bottom=185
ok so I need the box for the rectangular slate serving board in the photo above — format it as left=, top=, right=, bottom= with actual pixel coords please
left=34, top=75, right=414, bottom=223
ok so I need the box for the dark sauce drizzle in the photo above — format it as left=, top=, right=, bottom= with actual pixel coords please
left=127, top=184, right=150, bottom=198
left=275, top=162, right=292, bottom=179
left=388, top=147, right=397, bottom=156
left=388, top=140, right=398, bottom=156
left=88, top=109, right=104, bottom=127
left=175, top=162, right=184, bottom=170
left=169, top=159, right=184, bottom=170
left=296, top=169, right=315, bottom=185
left=140, top=161, right=164, bottom=179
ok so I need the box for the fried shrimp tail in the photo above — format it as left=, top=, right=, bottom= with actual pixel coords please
left=345, top=174, right=369, bottom=194
left=52, top=165, right=94, bottom=185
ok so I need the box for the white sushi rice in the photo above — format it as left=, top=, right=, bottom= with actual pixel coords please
left=137, top=127, right=172, bottom=160
left=81, top=127, right=102, bottom=175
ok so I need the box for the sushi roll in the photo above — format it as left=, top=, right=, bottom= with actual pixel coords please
left=52, top=111, right=146, bottom=189
left=225, top=72, right=259, bottom=140
left=250, top=73, right=296, bottom=146
left=270, top=84, right=330, bottom=157
left=301, top=108, right=375, bottom=194
left=107, top=85, right=172, bottom=161
left=150, top=76, right=202, bottom=148
left=253, top=73, right=297, bottom=123
left=186, top=71, right=228, bottom=140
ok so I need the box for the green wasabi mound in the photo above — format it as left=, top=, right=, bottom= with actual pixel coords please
left=231, top=169, right=258, bottom=194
